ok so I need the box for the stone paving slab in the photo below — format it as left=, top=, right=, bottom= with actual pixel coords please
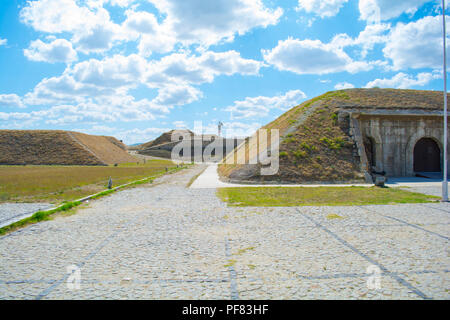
left=0, top=165, right=448, bottom=300
left=401, top=271, right=450, bottom=299
left=0, top=203, right=52, bottom=228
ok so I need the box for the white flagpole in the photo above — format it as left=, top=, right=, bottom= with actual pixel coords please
left=442, top=0, right=448, bottom=202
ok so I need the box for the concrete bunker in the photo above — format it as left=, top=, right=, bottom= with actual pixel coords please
left=354, top=113, right=449, bottom=179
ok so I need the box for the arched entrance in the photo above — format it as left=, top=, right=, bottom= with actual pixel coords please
left=413, top=138, right=441, bottom=172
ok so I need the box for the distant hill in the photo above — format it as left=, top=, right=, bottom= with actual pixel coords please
left=141, top=129, right=195, bottom=149
left=136, top=129, right=243, bottom=161
left=0, top=130, right=137, bottom=165
left=219, top=88, right=445, bottom=183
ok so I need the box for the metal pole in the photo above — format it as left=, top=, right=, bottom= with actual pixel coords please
left=442, top=0, right=448, bottom=201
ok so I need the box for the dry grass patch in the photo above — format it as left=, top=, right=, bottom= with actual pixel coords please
left=0, top=159, right=175, bottom=204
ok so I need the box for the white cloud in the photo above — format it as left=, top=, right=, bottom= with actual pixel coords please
left=334, top=82, right=355, bottom=89
left=16, top=52, right=262, bottom=125
left=173, top=120, right=187, bottom=129
left=262, top=38, right=371, bottom=75
left=123, top=8, right=175, bottom=56
left=0, top=94, right=24, bottom=108
left=24, top=74, right=115, bottom=106
left=123, top=10, right=160, bottom=34
left=365, top=71, right=441, bottom=89
left=71, top=54, right=147, bottom=89
left=20, top=0, right=128, bottom=54
left=73, top=23, right=123, bottom=53
left=145, top=50, right=264, bottom=87
left=76, top=125, right=173, bottom=145
left=220, top=121, right=261, bottom=138
left=23, top=73, right=187, bottom=119
left=29, top=93, right=171, bottom=126
left=22, top=49, right=263, bottom=114
left=59, top=50, right=262, bottom=93
left=24, top=38, right=77, bottom=63
left=107, top=0, right=136, bottom=7
left=148, top=0, right=283, bottom=47
left=137, top=33, right=176, bottom=57
left=224, top=90, right=307, bottom=119
left=0, top=112, right=33, bottom=122
left=194, top=120, right=261, bottom=138
left=297, top=0, right=348, bottom=18
left=14, top=1, right=288, bottom=129
left=384, top=15, right=449, bottom=70
left=152, top=84, right=203, bottom=107
left=116, top=127, right=172, bottom=144
left=20, top=0, right=283, bottom=55
left=331, top=23, right=390, bottom=58
left=359, top=0, right=430, bottom=23
left=20, top=0, right=108, bottom=33
left=0, top=38, right=7, bottom=46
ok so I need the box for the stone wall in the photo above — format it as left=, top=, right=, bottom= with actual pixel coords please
left=355, top=113, right=450, bottom=177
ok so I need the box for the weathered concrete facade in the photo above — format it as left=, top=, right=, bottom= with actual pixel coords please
left=346, top=109, right=450, bottom=177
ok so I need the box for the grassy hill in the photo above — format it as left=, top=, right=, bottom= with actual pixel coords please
left=219, top=88, right=444, bottom=183
left=70, top=131, right=136, bottom=164
left=138, top=129, right=194, bottom=149
left=0, top=130, right=137, bottom=165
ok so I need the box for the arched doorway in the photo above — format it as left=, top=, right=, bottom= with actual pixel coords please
left=413, top=138, right=441, bottom=172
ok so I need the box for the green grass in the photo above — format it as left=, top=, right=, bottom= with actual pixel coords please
left=0, top=200, right=81, bottom=236
left=0, top=159, right=175, bottom=204
left=234, top=247, right=255, bottom=255
left=224, top=259, right=237, bottom=267
left=326, top=213, right=344, bottom=219
left=217, top=186, right=439, bottom=207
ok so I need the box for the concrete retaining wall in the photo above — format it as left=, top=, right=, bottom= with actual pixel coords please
left=355, top=114, right=450, bottom=177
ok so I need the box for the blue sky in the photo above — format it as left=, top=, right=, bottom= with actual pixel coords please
left=0, top=0, right=447, bottom=144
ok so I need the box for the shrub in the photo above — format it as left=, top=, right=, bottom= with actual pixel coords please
left=0, top=192, right=9, bottom=201
left=300, top=142, right=316, bottom=152
left=293, top=150, right=307, bottom=159
left=320, top=136, right=346, bottom=150
left=312, top=163, right=322, bottom=170
left=284, top=137, right=297, bottom=144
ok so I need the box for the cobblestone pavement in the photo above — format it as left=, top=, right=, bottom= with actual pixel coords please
left=397, top=185, right=444, bottom=197
left=0, top=203, right=52, bottom=228
left=0, top=165, right=448, bottom=299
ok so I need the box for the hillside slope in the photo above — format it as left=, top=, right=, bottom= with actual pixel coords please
left=0, top=130, right=136, bottom=165
left=139, top=129, right=195, bottom=149
left=219, top=88, right=444, bottom=183
left=70, top=132, right=136, bottom=164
